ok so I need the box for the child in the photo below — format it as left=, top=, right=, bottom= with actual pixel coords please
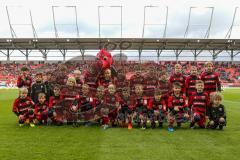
left=200, top=62, right=221, bottom=95
left=78, top=84, right=94, bottom=125
left=34, top=93, right=49, bottom=125
left=116, top=69, right=129, bottom=91
left=167, top=82, right=189, bottom=132
left=189, top=80, right=209, bottom=129
left=92, top=86, right=105, bottom=120
left=12, top=87, right=35, bottom=127
left=98, top=69, right=117, bottom=88
left=61, top=77, right=80, bottom=125
left=144, top=66, right=159, bottom=98
left=185, top=66, right=200, bottom=98
left=147, top=89, right=167, bottom=128
left=158, top=70, right=172, bottom=104
left=17, top=67, right=32, bottom=95
left=49, top=84, right=62, bottom=125
left=31, top=73, right=46, bottom=103
left=133, top=84, right=148, bottom=129
left=102, top=84, right=119, bottom=129
left=207, top=92, right=226, bottom=130
left=169, top=64, right=186, bottom=95
left=118, top=87, right=133, bottom=129
left=44, top=71, right=54, bottom=101
left=73, top=69, right=83, bottom=88
left=129, top=67, right=144, bottom=89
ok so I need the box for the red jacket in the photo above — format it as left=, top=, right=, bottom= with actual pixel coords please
left=148, top=98, right=166, bottom=111
left=12, top=97, right=34, bottom=115
left=34, top=101, right=49, bottom=116
left=168, top=94, right=187, bottom=113
left=49, top=95, right=61, bottom=109
left=17, top=75, right=32, bottom=92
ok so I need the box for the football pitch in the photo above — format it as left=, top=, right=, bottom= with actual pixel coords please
left=0, top=88, right=239, bottom=160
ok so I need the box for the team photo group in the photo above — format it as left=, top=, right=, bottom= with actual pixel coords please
left=12, top=49, right=227, bottom=132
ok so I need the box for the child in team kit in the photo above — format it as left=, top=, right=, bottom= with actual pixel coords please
left=133, top=84, right=148, bottom=129
left=167, top=82, right=189, bottom=132
left=17, top=67, right=32, bottom=95
left=101, top=84, right=119, bottom=129
left=62, top=77, right=80, bottom=126
left=201, top=62, right=221, bottom=95
left=12, top=87, right=35, bottom=127
left=207, top=92, right=226, bottom=130
left=92, top=86, right=105, bottom=121
left=78, top=84, right=94, bottom=126
left=118, top=87, right=133, bottom=129
left=189, top=80, right=209, bottom=129
left=147, top=89, right=167, bottom=129
left=34, top=93, right=49, bottom=125
left=49, top=84, right=62, bottom=125
left=185, top=66, right=200, bottom=98
left=169, top=64, right=186, bottom=95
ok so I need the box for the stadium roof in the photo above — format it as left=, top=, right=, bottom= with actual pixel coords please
left=0, top=38, right=240, bottom=51
left=0, top=0, right=240, bottom=62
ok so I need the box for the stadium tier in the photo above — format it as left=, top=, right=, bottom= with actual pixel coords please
left=1, top=61, right=240, bottom=88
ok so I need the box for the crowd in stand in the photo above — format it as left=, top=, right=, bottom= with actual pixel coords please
left=1, top=61, right=240, bottom=87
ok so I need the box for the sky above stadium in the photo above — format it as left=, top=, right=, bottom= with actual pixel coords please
left=0, top=0, right=240, bottom=61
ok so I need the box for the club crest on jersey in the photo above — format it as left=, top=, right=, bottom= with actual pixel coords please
left=158, top=105, right=162, bottom=109
left=111, top=97, right=115, bottom=102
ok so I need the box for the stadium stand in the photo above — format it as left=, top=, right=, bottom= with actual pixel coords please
left=0, top=61, right=240, bottom=88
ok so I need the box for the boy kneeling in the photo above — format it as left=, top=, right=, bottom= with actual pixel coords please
left=207, top=92, right=226, bottom=130
left=12, top=87, right=35, bottom=127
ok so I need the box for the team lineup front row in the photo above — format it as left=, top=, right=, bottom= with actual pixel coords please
left=12, top=62, right=226, bottom=132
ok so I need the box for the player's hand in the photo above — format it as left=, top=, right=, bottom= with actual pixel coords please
left=18, top=115, right=24, bottom=120
left=174, top=106, right=179, bottom=112
left=71, top=105, right=78, bottom=112
left=184, top=113, right=189, bottom=119
left=209, top=120, right=214, bottom=125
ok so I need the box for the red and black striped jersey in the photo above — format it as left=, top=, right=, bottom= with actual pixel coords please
left=148, top=98, right=166, bottom=111
left=185, top=75, right=200, bottom=97
left=189, top=92, right=209, bottom=115
left=12, top=97, right=34, bottom=114
left=168, top=94, right=187, bottom=113
left=158, top=80, right=172, bottom=100
left=92, top=96, right=104, bottom=108
left=200, top=72, right=221, bottom=94
left=132, top=95, right=148, bottom=109
left=34, top=101, right=49, bottom=115
left=49, top=95, right=61, bottom=109
left=169, top=73, right=186, bottom=94
left=17, top=75, right=32, bottom=93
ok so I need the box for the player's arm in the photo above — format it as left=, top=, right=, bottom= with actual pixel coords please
left=17, top=76, right=24, bottom=88
left=12, top=99, right=19, bottom=116
left=216, top=73, right=221, bottom=92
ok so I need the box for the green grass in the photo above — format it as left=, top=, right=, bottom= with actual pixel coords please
left=0, top=88, right=240, bottom=160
